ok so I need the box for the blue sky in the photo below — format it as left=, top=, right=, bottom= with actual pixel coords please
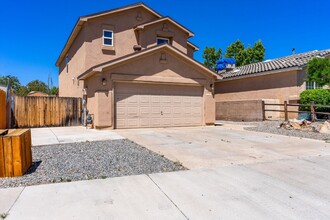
left=0, top=0, right=329, bottom=86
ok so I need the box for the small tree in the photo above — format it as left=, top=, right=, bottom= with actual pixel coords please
left=0, top=74, right=22, bottom=94
left=202, top=47, right=222, bottom=70
left=26, top=80, right=49, bottom=94
left=306, top=57, right=330, bottom=87
left=224, top=39, right=265, bottom=66
left=224, top=40, right=245, bottom=65
left=49, top=86, right=59, bottom=96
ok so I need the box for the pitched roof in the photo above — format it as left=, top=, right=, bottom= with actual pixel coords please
left=134, top=16, right=194, bottom=37
left=78, top=44, right=219, bottom=80
left=55, top=2, right=162, bottom=67
left=221, top=49, right=330, bottom=80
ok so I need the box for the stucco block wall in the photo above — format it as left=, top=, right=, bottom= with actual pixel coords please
left=215, top=70, right=306, bottom=103
left=216, top=100, right=265, bottom=121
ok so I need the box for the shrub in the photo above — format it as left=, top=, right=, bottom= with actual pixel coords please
left=299, top=89, right=330, bottom=112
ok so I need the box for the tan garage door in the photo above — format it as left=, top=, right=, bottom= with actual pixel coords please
left=115, top=83, right=203, bottom=129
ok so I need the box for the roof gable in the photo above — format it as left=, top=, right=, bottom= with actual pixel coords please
left=135, top=16, right=194, bottom=37
left=78, top=44, right=218, bottom=80
left=55, top=3, right=162, bottom=67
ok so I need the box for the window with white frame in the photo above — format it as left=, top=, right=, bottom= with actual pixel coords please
left=103, top=30, right=113, bottom=46
left=157, top=37, right=170, bottom=45
left=306, top=81, right=322, bottom=90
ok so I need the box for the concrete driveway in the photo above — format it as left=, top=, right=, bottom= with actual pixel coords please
left=116, top=124, right=330, bottom=169
left=1, top=125, right=330, bottom=219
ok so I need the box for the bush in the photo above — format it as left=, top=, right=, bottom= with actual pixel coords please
left=299, top=89, right=330, bottom=112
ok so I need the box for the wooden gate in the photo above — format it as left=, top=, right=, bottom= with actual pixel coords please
left=13, top=96, right=82, bottom=128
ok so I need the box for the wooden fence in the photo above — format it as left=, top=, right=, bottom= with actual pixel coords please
left=13, top=96, right=82, bottom=128
left=263, top=101, right=330, bottom=122
left=0, top=90, right=5, bottom=129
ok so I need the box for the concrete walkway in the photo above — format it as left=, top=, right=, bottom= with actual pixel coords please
left=1, top=155, right=330, bottom=219
left=31, top=126, right=124, bottom=146
left=1, top=125, right=330, bottom=219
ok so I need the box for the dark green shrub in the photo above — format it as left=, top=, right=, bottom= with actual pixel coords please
left=299, top=89, right=330, bottom=112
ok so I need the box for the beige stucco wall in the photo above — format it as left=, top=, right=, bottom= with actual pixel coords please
left=215, top=70, right=307, bottom=120
left=59, top=27, right=86, bottom=97
left=59, top=7, right=158, bottom=98
left=84, top=49, right=215, bottom=128
left=187, top=44, right=195, bottom=58
left=59, top=7, right=195, bottom=98
left=215, top=70, right=306, bottom=103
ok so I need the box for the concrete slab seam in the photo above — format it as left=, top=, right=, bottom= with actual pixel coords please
left=147, top=174, right=189, bottom=220
left=48, top=127, right=60, bottom=144
left=6, top=187, right=25, bottom=216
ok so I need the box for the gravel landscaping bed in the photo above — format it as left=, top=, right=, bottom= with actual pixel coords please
left=224, top=120, right=330, bottom=140
left=0, top=139, right=185, bottom=188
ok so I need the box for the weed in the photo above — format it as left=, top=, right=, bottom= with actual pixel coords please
left=174, top=160, right=182, bottom=167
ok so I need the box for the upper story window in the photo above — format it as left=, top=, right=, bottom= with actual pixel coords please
left=103, top=30, right=113, bottom=46
left=157, top=37, right=170, bottom=45
left=306, top=81, right=322, bottom=90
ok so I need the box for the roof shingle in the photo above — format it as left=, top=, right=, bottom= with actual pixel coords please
left=221, top=49, right=330, bottom=79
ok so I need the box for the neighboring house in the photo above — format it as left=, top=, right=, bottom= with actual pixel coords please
left=27, top=91, right=48, bottom=97
left=215, top=49, right=330, bottom=104
left=56, top=2, right=218, bottom=129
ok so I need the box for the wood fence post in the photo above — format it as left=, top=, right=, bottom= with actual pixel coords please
left=284, top=101, right=288, bottom=122
left=261, top=101, right=265, bottom=121
left=311, top=101, right=315, bottom=122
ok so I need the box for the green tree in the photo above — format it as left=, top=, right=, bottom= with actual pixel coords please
left=299, top=89, right=330, bottom=112
left=49, top=86, right=59, bottom=96
left=17, top=86, right=29, bottom=96
left=306, top=57, right=330, bottom=86
left=224, top=40, right=245, bottom=65
left=202, top=47, right=222, bottom=70
left=26, top=80, right=49, bottom=94
left=0, top=74, right=22, bottom=94
left=251, top=40, right=266, bottom=63
left=225, top=40, right=265, bottom=66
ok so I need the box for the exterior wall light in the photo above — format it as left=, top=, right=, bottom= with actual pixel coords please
left=102, top=78, right=107, bottom=86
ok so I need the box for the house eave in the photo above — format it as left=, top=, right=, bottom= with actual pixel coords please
left=216, top=66, right=303, bottom=82
left=134, top=17, right=194, bottom=38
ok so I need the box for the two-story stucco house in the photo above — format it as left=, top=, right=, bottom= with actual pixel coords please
left=56, top=3, right=218, bottom=129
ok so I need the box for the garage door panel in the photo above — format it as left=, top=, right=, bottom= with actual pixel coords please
left=115, top=83, right=203, bottom=129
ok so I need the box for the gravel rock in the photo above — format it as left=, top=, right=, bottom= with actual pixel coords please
left=0, top=139, right=185, bottom=188
left=225, top=120, right=330, bottom=141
